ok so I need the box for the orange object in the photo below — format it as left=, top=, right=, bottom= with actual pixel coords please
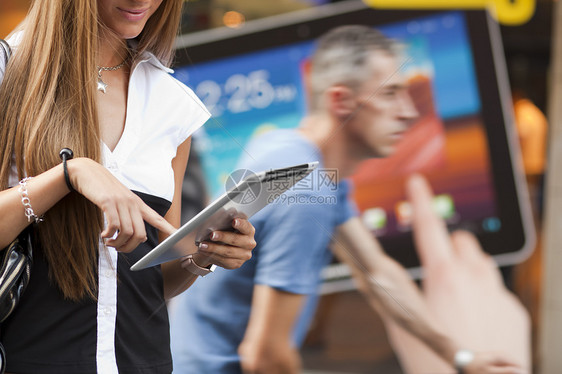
left=513, top=97, right=547, bottom=176
left=0, top=1, right=30, bottom=39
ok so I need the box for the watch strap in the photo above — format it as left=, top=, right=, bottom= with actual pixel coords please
left=182, top=255, right=216, bottom=277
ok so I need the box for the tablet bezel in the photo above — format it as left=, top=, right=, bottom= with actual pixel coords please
left=173, top=2, right=535, bottom=277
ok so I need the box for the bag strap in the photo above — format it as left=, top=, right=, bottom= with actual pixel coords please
left=0, top=39, right=11, bottom=67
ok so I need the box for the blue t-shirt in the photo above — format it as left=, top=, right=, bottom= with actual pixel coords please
left=169, top=129, right=357, bottom=374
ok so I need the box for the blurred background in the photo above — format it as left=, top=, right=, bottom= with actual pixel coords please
left=1, top=0, right=558, bottom=373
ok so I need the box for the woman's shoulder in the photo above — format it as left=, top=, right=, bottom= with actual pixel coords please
left=130, top=52, right=210, bottom=145
left=133, top=52, right=206, bottom=108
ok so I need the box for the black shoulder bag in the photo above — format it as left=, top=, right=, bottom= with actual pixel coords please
left=0, top=38, right=34, bottom=374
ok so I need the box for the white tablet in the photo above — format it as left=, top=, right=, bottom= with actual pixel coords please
left=130, top=162, right=319, bottom=271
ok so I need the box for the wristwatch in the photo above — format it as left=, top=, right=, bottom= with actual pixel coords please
left=182, top=255, right=216, bottom=277
left=454, top=349, right=474, bottom=373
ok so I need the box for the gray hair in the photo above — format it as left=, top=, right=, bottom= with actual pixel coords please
left=309, top=25, right=398, bottom=111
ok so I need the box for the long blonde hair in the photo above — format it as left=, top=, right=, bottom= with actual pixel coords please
left=0, top=0, right=183, bottom=301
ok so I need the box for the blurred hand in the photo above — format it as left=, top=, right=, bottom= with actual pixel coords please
left=384, top=174, right=531, bottom=374
left=68, top=157, right=176, bottom=253
left=187, top=218, right=256, bottom=269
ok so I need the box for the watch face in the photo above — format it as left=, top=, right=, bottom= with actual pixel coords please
left=454, top=349, right=475, bottom=368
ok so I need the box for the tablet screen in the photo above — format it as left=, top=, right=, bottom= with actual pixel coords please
left=173, top=3, right=534, bottom=276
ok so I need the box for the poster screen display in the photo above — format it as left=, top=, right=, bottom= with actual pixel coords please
left=173, top=3, right=534, bottom=278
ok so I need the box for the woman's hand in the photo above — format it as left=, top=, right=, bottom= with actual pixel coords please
left=187, top=218, right=256, bottom=269
left=67, top=157, right=176, bottom=252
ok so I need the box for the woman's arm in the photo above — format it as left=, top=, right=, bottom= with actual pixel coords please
left=0, top=157, right=177, bottom=251
left=161, top=138, right=256, bottom=299
left=160, top=137, right=199, bottom=298
left=0, top=163, right=70, bottom=248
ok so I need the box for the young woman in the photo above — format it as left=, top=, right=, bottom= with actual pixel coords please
left=0, top=1, right=256, bottom=373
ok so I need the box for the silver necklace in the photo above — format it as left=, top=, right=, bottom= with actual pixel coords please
left=97, top=58, right=128, bottom=93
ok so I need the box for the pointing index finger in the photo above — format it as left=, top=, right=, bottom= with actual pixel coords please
left=406, top=173, right=454, bottom=268
left=140, top=204, right=177, bottom=237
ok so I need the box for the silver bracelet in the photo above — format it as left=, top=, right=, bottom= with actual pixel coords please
left=18, top=177, right=44, bottom=223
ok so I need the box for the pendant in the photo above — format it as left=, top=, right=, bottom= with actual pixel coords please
left=97, top=77, right=108, bottom=93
